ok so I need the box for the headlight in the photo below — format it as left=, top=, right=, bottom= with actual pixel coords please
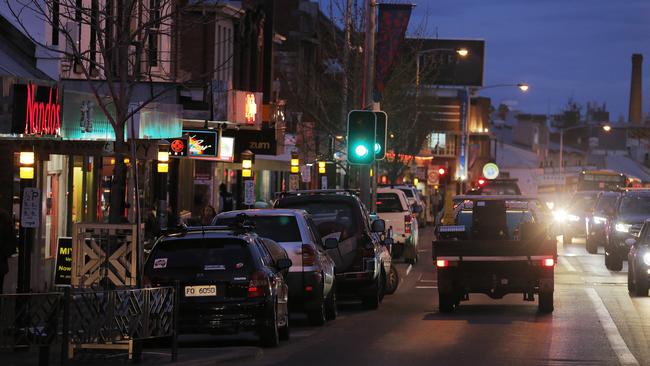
left=643, top=253, right=650, bottom=266
left=593, top=216, right=607, bottom=225
left=553, top=209, right=567, bottom=222
left=615, top=223, right=631, bottom=233
left=567, top=214, right=580, bottom=222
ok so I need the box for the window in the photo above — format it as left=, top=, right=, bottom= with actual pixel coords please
left=377, top=193, right=405, bottom=213
left=282, top=201, right=358, bottom=240
left=214, top=215, right=302, bottom=243
left=429, top=132, right=456, bottom=155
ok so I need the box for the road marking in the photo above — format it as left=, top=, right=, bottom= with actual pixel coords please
left=415, top=286, right=437, bottom=289
left=560, top=256, right=578, bottom=272
left=586, top=288, right=640, bottom=366
left=406, top=264, right=413, bottom=276
left=419, top=279, right=437, bottom=283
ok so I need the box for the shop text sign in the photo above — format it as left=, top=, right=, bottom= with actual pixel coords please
left=12, top=83, right=62, bottom=136
left=54, top=237, right=73, bottom=286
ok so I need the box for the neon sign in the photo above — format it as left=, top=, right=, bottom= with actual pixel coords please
left=23, top=83, right=62, bottom=136
left=244, top=93, right=257, bottom=124
left=183, top=130, right=218, bottom=156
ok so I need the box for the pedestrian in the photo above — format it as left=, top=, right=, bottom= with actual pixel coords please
left=0, top=208, right=17, bottom=294
left=218, top=183, right=234, bottom=213
left=201, top=205, right=217, bottom=226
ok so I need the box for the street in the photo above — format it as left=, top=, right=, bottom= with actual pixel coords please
left=171, top=228, right=650, bottom=366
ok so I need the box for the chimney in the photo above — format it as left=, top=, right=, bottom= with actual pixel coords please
left=629, top=53, right=643, bottom=123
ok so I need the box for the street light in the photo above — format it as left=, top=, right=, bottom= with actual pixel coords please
left=241, top=150, right=254, bottom=178
left=415, top=48, right=469, bottom=88
left=558, top=124, right=612, bottom=173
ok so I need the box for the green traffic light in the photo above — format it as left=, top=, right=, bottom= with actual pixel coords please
left=374, top=143, right=381, bottom=154
left=355, top=144, right=369, bottom=157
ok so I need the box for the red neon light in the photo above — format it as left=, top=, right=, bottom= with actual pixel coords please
left=244, top=93, right=257, bottom=125
left=24, top=83, right=61, bottom=136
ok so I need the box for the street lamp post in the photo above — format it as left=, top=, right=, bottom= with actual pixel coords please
left=558, top=124, right=611, bottom=173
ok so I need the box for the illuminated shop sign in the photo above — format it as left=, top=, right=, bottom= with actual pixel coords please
left=229, top=91, right=262, bottom=125
left=169, top=137, right=189, bottom=157
left=184, top=130, right=218, bottom=156
left=12, top=83, right=62, bottom=136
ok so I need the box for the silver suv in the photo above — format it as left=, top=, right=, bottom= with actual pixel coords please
left=214, top=209, right=338, bottom=325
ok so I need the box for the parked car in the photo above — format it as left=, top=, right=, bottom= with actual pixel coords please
left=380, top=184, right=426, bottom=226
left=274, top=190, right=391, bottom=309
left=605, top=189, right=650, bottom=271
left=214, top=209, right=338, bottom=325
left=585, top=191, right=620, bottom=254
left=627, top=219, right=650, bottom=297
left=144, top=224, right=291, bottom=347
left=556, top=191, right=600, bottom=245
left=376, top=187, right=419, bottom=263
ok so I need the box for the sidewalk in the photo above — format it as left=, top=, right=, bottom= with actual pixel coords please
left=3, top=345, right=262, bottom=366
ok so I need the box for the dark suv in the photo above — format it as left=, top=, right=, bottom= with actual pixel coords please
left=605, top=190, right=650, bottom=271
left=274, top=190, right=391, bottom=309
left=144, top=225, right=291, bottom=347
left=585, top=191, right=620, bottom=254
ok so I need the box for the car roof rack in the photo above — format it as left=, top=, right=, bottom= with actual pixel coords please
left=453, top=195, right=539, bottom=201
left=162, top=213, right=256, bottom=237
left=275, top=189, right=360, bottom=198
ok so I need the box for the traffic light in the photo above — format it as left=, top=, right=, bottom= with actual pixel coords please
left=374, top=111, right=387, bottom=160
left=347, top=110, right=376, bottom=165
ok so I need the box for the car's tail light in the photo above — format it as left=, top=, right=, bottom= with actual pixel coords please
left=248, top=271, right=270, bottom=298
left=302, top=244, right=316, bottom=266
left=405, top=214, right=412, bottom=235
left=436, top=259, right=448, bottom=268
left=542, top=258, right=555, bottom=267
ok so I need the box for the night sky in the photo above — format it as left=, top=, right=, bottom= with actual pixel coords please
left=409, top=0, right=650, bottom=120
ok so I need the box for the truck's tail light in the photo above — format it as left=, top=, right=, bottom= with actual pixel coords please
left=248, top=271, right=270, bottom=298
left=302, top=244, right=316, bottom=266
left=405, top=214, right=412, bottom=235
left=542, top=258, right=555, bottom=267
left=436, top=259, right=448, bottom=268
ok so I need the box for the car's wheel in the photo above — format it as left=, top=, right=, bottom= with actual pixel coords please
left=279, top=312, right=290, bottom=341
left=586, top=237, right=598, bottom=254
left=307, top=297, right=326, bottom=326
left=384, top=265, right=399, bottom=295
left=325, top=283, right=338, bottom=321
left=633, top=265, right=649, bottom=297
left=628, top=269, right=635, bottom=293
left=259, top=303, right=280, bottom=347
left=438, top=291, right=455, bottom=313
left=606, top=251, right=623, bottom=271
left=362, top=273, right=382, bottom=310
left=538, top=292, right=554, bottom=313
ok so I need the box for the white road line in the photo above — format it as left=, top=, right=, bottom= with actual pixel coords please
left=415, top=286, right=438, bottom=289
left=560, top=256, right=578, bottom=272
left=405, top=264, right=413, bottom=276
left=586, top=288, right=640, bottom=366
left=419, top=279, right=437, bottom=283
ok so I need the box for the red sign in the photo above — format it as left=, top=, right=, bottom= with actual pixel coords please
left=12, top=83, right=62, bottom=136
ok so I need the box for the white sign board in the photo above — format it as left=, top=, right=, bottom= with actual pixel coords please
left=300, top=165, right=311, bottom=183
left=482, top=163, right=500, bottom=180
left=21, top=188, right=41, bottom=228
left=289, top=174, right=300, bottom=191
left=244, top=180, right=255, bottom=206
left=321, top=176, right=328, bottom=190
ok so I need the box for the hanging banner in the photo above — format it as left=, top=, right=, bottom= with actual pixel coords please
left=458, top=89, right=468, bottom=180
left=375, top=4, right=413, bottom=100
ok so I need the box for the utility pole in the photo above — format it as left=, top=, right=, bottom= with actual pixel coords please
left=361, top=0, right=376, bottom=209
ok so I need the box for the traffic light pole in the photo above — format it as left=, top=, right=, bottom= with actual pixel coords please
left=361, top=0, right=376, bottom=210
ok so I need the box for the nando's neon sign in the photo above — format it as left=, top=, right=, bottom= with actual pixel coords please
left=22, top=83, right=62, bottom=136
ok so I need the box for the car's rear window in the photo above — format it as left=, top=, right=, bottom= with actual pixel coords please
left=377, top=193, right=405, bottom=213
left=280, top=201, right=358, bottom=240
left=479, top=184, right=521, bottom=195
left=458, top=210, right=534, bottom=238
left=595, top=194, right=618, bottom=212
left=148, top=238, right=251, bottom=273
left=572, top=192, right=599, bottom=211
left=399, top=188, right=414, bottom=198
left=214, top=216, right=302, bottom=242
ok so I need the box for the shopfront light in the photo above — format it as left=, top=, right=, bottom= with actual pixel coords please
left=241, top=150, right=254, bottom=178
left=157, top=151, right=169, bottom=163
left=318, top=161, right=326, bottom=174
left=290, top=152, right=300, bottom=174
left=19, top=166, right=34, bottom=179
left=19, top=152, right=35, bottom=165
left=615, top=222, right=631, bottom=233
left=157, top=163, right=169, bottom=173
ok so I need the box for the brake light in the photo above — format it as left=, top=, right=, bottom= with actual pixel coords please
left=542, top=258, right=555, bottom=267
left=302, top=244, right=316, bottom=266
left=248, top=271, right=270, bottom=298
left=436, top=259, right=448, bottom=268
left=405, top=214, right=412, bottom=235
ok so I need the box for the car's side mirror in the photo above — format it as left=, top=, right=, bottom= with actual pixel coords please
left=276, top=258, right=293, bottom=270
left=371, top=219, right=386, bottom=233
left=412, top=204, right=423, bottom=214
left=625, top=238, right=637, bottom=247
left=323, top=238, right=339, bottom=250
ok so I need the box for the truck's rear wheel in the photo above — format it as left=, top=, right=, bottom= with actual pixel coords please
left=438, top=291, right=456, bottom=313
left=538, top=292, right=554, bottom=313
left=586, top=237, right=598, bottom=254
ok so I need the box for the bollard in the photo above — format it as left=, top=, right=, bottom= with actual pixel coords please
left=171, top=281, right=179, bottom=362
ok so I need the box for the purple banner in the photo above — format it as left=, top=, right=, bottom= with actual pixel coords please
left=375, top=3, right=412, bottom=100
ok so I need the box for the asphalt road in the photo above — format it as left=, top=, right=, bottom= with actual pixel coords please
left=180, top=228, right=650, bottom=366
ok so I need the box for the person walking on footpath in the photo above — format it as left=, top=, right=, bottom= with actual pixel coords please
left=0, top=208, right=17, bottom=294
left=218, top=183, right=234, bottom=213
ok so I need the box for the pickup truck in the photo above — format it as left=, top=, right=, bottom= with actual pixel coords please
left=433, top=195, right=556, bottom=313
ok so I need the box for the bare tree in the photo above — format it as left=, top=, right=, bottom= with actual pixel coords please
left=5, top=0, right=232, bottom=222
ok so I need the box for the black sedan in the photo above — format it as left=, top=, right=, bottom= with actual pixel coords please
left=628, top=219, right=650, bottom=297
left=144, top=226, right=291, bottom=347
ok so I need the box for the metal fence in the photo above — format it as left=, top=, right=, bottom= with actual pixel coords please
left=0, top=286, right=178, bottom=366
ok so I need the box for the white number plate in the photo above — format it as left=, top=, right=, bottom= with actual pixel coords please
left=184, top=285, right=217, bottom=297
